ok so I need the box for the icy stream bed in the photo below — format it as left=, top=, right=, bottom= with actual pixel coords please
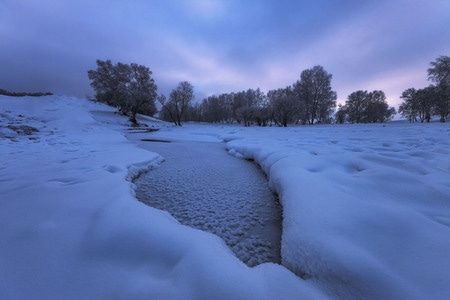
left=128, top=133, right=282, bottom=267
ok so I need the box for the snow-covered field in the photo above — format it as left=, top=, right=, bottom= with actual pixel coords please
left=1, top=95, right=449, bottom=299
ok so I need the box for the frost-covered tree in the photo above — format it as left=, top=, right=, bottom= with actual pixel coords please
left=399, top=86, right=434, bottom=123
left=346, top=90, right=367, bottom=123
left=88, top=59, right=157, bottom=123
left=201, top=94, right=233, bottom=123
left=238, top=89, right=265, bottom=126
left=365, top=90, right=396, bottom=123
left=267, top=87, right=298, bottom=127
left=343, top=90, right=395, bottom=123
left=428, top=55, right=450, bottom=86
left=293, top=65, right=337, bottom=124
left=399, top=88, right=419, bottom=122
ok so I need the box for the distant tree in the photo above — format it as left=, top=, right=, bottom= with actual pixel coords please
left=201, top=95, right=220, bottom=123
left=343, top=90, right=395, bottom=123
left=365, top=90, right=396, bottom=123
left=399, top=86, right=434, bottom=123
left=253, top=104, right=271, bottom=127
left=399, top=88, right=419, bottom=122
left=201, top=95, right=229, bottom=123
left=334, top=104, right=347, bottom=124
left=428, top=55, right=450, bottom=86
left=201, top=92, right=236, bottom=124
left=267, top=87, right=298, bottom=127
left=432, top=84, right=450, bottom=122
left=231, top=88, right=265, bottom=126
left=399, top=56, right=450, bottom=123
left=218, top=93, right=234, bottom=123
left=427, top=55, right=450, bottom=122
left=159, top=81, right=194, bottom=126
left=0, top=88, right=52, bottom=97
left=157, top=94, right=175, bottom=123
left=416, top=86, right=435, bottom=123
left=232, top=92, right=246, bottom=124
left=184, top=102, right=203, bottom=122
left=293, top=65, right=337, bottom=124
left=88, top=59, right=157, bottom=124
left=346, top=90, right=367, bottom=123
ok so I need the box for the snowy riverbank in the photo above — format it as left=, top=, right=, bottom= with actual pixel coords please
left=129, top=135, right=282, bottom=267
left=223, top=123, right=450, bottom=298
left=1, top=95, right=449, bottom=299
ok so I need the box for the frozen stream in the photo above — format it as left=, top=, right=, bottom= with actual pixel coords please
left=127, top=132, right=282, bottom=267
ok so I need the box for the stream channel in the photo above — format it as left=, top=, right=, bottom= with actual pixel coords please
left=127, top=132, right=282, bottom=267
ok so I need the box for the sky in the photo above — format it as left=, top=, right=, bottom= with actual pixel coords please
left=1, top=0, right=449, bottom=107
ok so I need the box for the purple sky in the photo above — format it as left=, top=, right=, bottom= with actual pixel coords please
left=1, top=0, right=449, bottom=107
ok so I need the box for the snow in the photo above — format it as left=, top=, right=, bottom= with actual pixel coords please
left=1, top=95, right=449, bottom=299
left=224, top=123, right=450, bottom=299
left=0, top=95, right=321, bottom=299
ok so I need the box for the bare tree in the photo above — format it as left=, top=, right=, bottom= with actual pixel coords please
left=159, top=81, right=194, bottom=126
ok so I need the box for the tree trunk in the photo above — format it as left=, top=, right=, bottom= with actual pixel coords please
left=129, top=112, right=138, bottom=125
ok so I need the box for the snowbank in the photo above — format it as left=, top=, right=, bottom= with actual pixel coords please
left=0, top=96, right=323, bottom=299
left=225, top=123, right=450, bottom=299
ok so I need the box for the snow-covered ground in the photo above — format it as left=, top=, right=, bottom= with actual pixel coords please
left=1, top=95, right=449, bottom=299
left=223, top=122, right=450, bottom=299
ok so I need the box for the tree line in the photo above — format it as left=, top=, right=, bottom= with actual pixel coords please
left=87, top=55, right=449, bottom=126
left=171, top=65, right=394, bottom=126
left=195, top=66, right=339, bottom=126
left=0, top=88, right=53, bottom=97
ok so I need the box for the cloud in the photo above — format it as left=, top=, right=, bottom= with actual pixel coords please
left=153, top=35, right=251, bottom=97
left=0, top=0, right=448, bottom=107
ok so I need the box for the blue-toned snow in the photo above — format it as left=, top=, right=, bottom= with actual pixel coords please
left=1, top=95, right=449, bottom=299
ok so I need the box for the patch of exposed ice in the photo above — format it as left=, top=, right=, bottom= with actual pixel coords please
left=130, top=136, right=282, bottom=267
